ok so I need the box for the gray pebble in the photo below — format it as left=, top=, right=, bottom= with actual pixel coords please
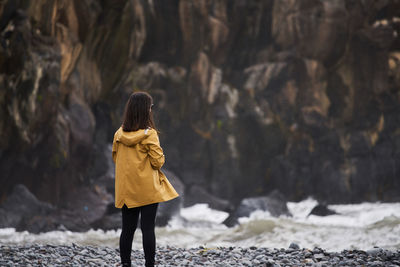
left=0, top=244, right=399, bottom=266
left=367, top=248, right=382, bottom=256
left=289, top=243, right=300, bottom=250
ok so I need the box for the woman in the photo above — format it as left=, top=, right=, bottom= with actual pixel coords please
left=112, top=92, right=179, bottom=267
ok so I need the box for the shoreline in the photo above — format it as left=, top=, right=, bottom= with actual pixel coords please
left=1, top=244, right=399, bottom=266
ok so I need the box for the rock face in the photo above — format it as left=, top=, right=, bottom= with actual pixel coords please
left=0, top=0, right=400, bottom=216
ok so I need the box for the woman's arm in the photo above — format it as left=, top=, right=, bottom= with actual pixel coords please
left=142, top=129, right=165, bottom=169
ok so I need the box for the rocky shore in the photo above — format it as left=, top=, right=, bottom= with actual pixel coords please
left=1, top=244, right=399, bottom=267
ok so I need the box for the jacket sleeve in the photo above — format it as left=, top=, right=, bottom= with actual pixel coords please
left=142, top=129, right=165, bottom=170
left=112, top=133, right=118, bottom=164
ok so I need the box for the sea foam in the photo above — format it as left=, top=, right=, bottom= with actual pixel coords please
left=0, top=199, right=399, bottom=251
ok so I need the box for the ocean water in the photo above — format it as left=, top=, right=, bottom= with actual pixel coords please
left=0, top=198, right=399, bottom=252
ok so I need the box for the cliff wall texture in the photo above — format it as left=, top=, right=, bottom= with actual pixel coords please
left=1, top=0, right=400, bottom=206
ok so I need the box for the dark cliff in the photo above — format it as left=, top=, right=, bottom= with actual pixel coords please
left=1, top=0, right=400, bottom=206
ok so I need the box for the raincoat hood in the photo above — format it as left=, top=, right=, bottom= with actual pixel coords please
left=115, top=127, right=150, bottom=146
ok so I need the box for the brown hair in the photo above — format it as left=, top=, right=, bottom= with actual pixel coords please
left=122, top=92, right=157, bottom=132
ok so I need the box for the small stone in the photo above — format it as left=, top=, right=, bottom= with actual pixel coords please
left=344, top=259, right=356, bottom=265
left=256, top=255, right=266, bottom=262
left=241, top=259, right=252, bottom=266
left=304, top=251, right=312, bottom=258
left=314, top=253, right=325, bottom=260
left=281, top=258, right=290, bottom=264
left=289, top=243, right=300, bottom=250
left=383, top=250, right=393, bottom=259
left=367, top=248, right=382, bottom=256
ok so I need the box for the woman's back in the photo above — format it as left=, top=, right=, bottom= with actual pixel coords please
left=112, top=127, right=178, bottom=208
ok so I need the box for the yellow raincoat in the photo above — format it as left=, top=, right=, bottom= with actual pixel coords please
left=112, top=127, right=179, bottom=208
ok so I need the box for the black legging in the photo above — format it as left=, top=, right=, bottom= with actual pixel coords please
left=120, top=203, right=158, bottom=267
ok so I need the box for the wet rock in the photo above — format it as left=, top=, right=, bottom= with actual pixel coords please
left=367, top=248, right=383, bottom=257
left=0, top=184, right=54, bottom=230
left=308, top=203, right=337, bottom=216
left=289, top=243, right=300, bottom=250
left=236, top=190, right=291, bottom=217
left=184, top=185, right=234, bottom=212
left=223, top=190, right=291, bottom=227
left=90, top=212, right=122, bottom=231
left=1, top=183, right=115, bottom=233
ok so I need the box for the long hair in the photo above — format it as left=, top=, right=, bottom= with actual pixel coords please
left=122, top=92, right=157, bottom=132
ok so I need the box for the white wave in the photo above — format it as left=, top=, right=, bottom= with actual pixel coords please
left=0, top=228, right=121, bottom=247
left=180, top=203, right=229, bottom=224
left=1, top=199, right=399, bottom=251
left=286, top=198, right=400, bottom=227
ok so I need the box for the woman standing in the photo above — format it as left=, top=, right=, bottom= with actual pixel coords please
left=112, top=92, right=179, bottom=267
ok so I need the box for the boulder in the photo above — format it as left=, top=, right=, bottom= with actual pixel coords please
left=223, top=190, right=291, bottom=227
left=0, top=184, right=55, bottom=229
left=61, top=185, right=113, bottom=227
left=308, top=204, right=337, bottom=217
left=0, top=183, right=115, bottom=233
left=91, top=211, right=122, bottom=231
left=184, top=185, right=234, bottom=212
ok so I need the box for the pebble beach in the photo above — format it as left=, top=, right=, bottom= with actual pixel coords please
left=1, top=244, right=399, bottom=267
